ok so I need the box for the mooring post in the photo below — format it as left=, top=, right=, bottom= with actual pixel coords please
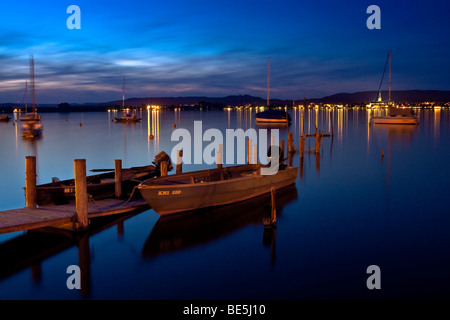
left=25, top=156, right=37, bottom=209
left=114, top=159, right=122, bottom=198
left=161, top=161, right=168, bottom=177
left=315, top=131, right=320, bottom=154
left=74, top=159, right=88, bottom=230
left=299, top=135, right=305, bottom=159
left=270, top=187, right=277, bottom=225
left=217, top=144, right=223, bottom=169
left=176, top=150, right=183, bottom=174
left=288, top=132, right=294, bottom=153
left=280, top=139, right=285, bottom=165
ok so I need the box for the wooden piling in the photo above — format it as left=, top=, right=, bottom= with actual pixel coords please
left=217, top=144, right=223, bottom=169
left=25, top=156, right=37, bottom=209
left=299, top=135, right=305, bottom=159
left=280, top=139, right=285, bottom=162
left=74, top=159, right=88, bottom=230
left=288, top=132, right=294, bottom=153
left=270, top=187, right=276, bottom=225
left=114, top=159, right=122, bottom=198
left=176, top=150, right=183, bottom=174
left=315, top=131, right=321, bottom=154
left=160, top=161, right=168, bottom=177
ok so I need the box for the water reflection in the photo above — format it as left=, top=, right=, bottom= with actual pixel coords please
left=0, top=211, right=142, bottom=298
left=142, top=184, right=298, bottom=263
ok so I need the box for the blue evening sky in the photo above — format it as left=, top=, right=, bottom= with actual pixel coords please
left=0, top=0, right=449, bottom=103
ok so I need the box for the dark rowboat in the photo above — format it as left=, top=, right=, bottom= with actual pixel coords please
left=32, top=152, right=173, bottom=206
left=137, top=164, right=297, bottom=216
left=33, top=164, right=155, bottom=205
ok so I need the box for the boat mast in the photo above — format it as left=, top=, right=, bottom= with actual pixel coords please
left=22, top=81, right=28, bottom=113
left=377, top=52, right=390, bottom=103
left=388, top=51, right=391, bottom=103
left=267, top=58, right=270, bottom=107
left=30, top=55, right=36, bottom=113
left=122, top=76, right=125, bottom=108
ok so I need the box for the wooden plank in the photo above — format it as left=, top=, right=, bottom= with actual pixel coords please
left=0, top=198, right=149, bottom=235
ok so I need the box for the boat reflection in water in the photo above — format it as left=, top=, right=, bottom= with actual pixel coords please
left=142, top=184, right=298, bottom=261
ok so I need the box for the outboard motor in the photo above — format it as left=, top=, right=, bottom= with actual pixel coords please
left=153, top=151, right=173, bottom=174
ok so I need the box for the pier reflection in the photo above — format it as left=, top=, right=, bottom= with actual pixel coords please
left=141, top=184, right=298, bottom=264
left=0, top=211, right=142, bottom=298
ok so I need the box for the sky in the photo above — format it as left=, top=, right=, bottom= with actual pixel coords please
left=0, top=0, right=449, bottom=104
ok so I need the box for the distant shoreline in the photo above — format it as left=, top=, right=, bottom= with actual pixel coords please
left=1, top=90, right=450, bottom=113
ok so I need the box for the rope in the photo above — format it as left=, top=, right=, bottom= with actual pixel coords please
left=87, top=186, right=140, bottom=209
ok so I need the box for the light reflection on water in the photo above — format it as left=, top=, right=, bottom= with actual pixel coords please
left=0, top=108, right=449, bottom=299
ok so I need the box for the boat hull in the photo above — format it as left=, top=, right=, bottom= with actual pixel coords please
left=138, top=165, right=298, bottom=215
left=255, top=117, right=289, bottom=123
left=255, top=110, right=290, bottom=124
left=372, top=116, right=419, bottom=125
left=114, top=117, right=142, bottom=123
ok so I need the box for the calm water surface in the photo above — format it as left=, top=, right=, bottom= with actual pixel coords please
left=0, top=108, right=449, bottom=299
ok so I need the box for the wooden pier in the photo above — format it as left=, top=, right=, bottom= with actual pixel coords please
left=0, top=156, right=150, bottom=235
left=0, top=198, right=149, bottom=235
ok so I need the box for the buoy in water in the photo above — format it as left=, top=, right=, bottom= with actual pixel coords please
left=172, top=124, right=176, bottom=128
left=149, top=134, right=154, bottom=140
left=79, top=123, right=82, bottom=127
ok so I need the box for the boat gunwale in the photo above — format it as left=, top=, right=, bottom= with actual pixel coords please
left=138, top=165, right=298, bottom=189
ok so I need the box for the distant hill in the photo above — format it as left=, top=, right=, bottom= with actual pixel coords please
left=1, top=90, right=449, bottom=111
left=104, top=91, right=450, bottom=107
left=101, top=95, right=287, bottom=107
left=311, top=90, right=450, bottom=104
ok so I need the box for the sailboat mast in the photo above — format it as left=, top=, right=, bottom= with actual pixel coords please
left=30, top=55, right=36, bottom=112
left=122, top=76, right=125, bottom=108
left=388, top=51, right=391, bottom=103
left=267, top=58, right=270, bottom=107
left=23, top=81, right=28, bottom=113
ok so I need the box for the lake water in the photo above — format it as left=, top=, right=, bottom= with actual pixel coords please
left=0, top=107, right=449, bottom=300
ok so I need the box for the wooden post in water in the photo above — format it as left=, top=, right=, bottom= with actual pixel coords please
left=299, top=135, right=305, bottom=159
left=176, top=150, right=183, bottom=174
left=160, top=161, right=168, bottom=177
left=217, top=144, right=223, bottom=169
left=280, top=139, right=285, bottom=165
left=288, top=132, right=294, bottom=153
left=270, top=187, right=277, bottom=225
left=114, top=159, right=122, bottom=198
left=25, top=156, right=37, bottom=209
left=74, top=159, right=88, bottom=230
left=315, top=131, right=321, bottom=154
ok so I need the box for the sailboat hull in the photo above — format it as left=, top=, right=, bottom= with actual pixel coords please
left=372, top=115, right=419, bottom=125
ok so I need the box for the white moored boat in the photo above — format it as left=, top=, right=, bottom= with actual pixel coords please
left=371, top=106, right=419, bottom=125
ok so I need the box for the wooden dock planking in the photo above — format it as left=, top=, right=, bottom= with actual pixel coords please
left=0, top=198, right=150, bottom=235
